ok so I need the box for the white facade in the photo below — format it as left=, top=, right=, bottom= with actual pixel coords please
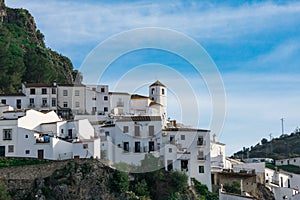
left=210, top=135, right=226, bottom=172
left=276, top=157, right=300, bottom=167
left=149, top=80, right=167, bottom=117
left=163, top=128, right=212, bottom=190
left=101, top=116, right=162, bottom=166
left=0, top=109, right=99, bottom=160
left=22, top=83, right=57, bottom=111
left=0, top=94, right=27, bottom=110
left=85, top=85, right=110, bottom=115
left=57, top=84, right=86, bottom=115
left=109, top=92, right=130, bottom=115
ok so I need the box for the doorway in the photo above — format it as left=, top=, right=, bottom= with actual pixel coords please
left=38, top=149, right=44, bottom=159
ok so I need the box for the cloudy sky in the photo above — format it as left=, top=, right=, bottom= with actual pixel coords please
left=7, top=0, right=300, bottom=155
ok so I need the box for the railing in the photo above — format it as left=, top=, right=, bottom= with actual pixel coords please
left=41, top=104, right=48, bottom=107
left=28, top=104, right=35, bottom=108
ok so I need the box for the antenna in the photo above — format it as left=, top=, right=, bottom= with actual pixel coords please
left=280, top=118, right=285, bottom=135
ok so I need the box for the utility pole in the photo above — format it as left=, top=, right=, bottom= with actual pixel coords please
left=281, top=118, right=285, bottom=135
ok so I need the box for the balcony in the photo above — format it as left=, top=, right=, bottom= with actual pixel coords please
left=116, top=102, right=124, bottom=107
left=36, top=135, right=50, bottom=143
left=28, top=104, right=35, bottom=108
left=41, top=104, right=49, bottom=108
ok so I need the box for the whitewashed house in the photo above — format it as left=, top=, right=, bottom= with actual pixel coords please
left=85, top=85, right=110, bottom=115
left=100, top=116, right=162, bottom=166
left=0, top=94, right=27, bottom=110
left=57, top=83, right=86, bottom=118
left=276, top=157, right=300, bottom=167
left=0, top=109, right=100, bottom=159
left=163, top=127, right=212, bottom=190
left=109, top=92, right=131, bottom=115
left=22, top=83, right=58, bottom=111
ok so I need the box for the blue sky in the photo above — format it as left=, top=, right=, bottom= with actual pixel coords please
left=7, top=0, right=300, bottom=155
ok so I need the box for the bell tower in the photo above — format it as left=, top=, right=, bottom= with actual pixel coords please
left=149, top=80, right=167, bottom=117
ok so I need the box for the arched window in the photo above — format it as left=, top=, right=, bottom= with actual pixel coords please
left=151, top=88, right=155, bottom=94
left=162, top=88, right=165, bottom=95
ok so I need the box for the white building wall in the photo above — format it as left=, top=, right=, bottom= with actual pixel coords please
left=164, top=129, right=211, bottom=191
left=276, top=157, right=300, bottom=167
left=101, top=117, right=162, bottom=166
left=22, top=84, right=57, bottom=111
left=85, top=85, right=110, bottom=115
left=109, top=93, right=130, bottom=115
left=0, top=95, right=27, bottom=110
left=77, top=119, right=95, bottom=139
left=57, top=85, right=86, bottom=115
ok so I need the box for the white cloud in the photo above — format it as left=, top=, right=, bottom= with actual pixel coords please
left=6, top=0, right=300, bottom=48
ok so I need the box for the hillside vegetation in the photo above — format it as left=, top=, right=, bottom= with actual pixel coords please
left=233, top=128, right=300, bottom=160
left=0, top=0, right=77, bottom=94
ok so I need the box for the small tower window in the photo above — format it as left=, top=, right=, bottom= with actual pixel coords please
left=151, top=88, right=155, bottom=95
left=162, top=88, right=165, bottom=95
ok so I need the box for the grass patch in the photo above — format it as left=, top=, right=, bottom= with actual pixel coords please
left=0, top=158, right=50, bottom=167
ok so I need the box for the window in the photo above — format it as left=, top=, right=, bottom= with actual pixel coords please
left=123, top=142, right=129, bottom=152
left=162, top=88, right=165, bottom=95
left=181, top=135, right=185, bottom=140
left=42, top=88, right=47, bottom=94
left=83, top=144, right=88, bottom=149
left=170, top=136, right=175, bottom=144
left=101, top=87, right=105, bottom=92
left=92, top=107, right=97, bottom=114
left=25, top=150, right=30, bottom=154
left=135, top=141, right=141, bottom=152
left=52, top=98, right=56, bottom=107
left=104, top=107, right=108, bottom=112
left=25, top=135, right=28, bottom=138
left=104, top=96, right=108, bottom=101
left=30, top=88, right=35, bottom=95
left=105, top=131, right=110, bottom=137
left=29, top=98, right=34, bottom=105
left=151, top=88, right=155, bottom=94
left=3, top=129, right=12, bottom=140
left=63, top=90, right=68, bottom=96
left=42, top=98, right=47, bottom=106
left=16, top=99, right=21, bottom=109
left=1, top=99, right=6, bottom=104
left=169, top=148, right=172, bottom=153
left=199, top=166, right=205, bottom=173
left=63, top=102, right=68, bottom=108
left=75, top=101, right=80, bottom=108
left=146, top=126, right=154, bottom=137
left=52, top=88, right=56, bottom=94
left=135, top=126, right=140, bottom=137
left=8, top=145, right=14, bottom=153
left=75, top=90, right=80, bottom=96
left=92, top=97, right=96, bottom=100
left=294, top=159, right=296, bottom=163
left=92, top=88, right=96, bottom=91
left=123, top=126, right=129, bottom=133
left=198, top=151, right=205, bottom=160
left=197, top=136, right=204, bottom=145
left=61, top=129, right=64, bottom=134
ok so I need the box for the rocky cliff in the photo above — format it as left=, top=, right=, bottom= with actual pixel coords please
left=0, top=0, right=76, bottom=94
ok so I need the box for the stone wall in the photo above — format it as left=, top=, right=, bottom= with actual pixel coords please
left=0, top=159, right=97, bottom=190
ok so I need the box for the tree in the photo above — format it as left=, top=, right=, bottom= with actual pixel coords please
left=261, top=138, right=268, bottom=145
left=109, top=170, right=129, bottom=194
left=132, top=179, right=150, bottom=198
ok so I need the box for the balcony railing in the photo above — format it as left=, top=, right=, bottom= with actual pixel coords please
left=28, top=104, right=35, bottom=108
left=41, top=104, right=48, bottom=107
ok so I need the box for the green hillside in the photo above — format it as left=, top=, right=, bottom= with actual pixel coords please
left=0, top=0, right=77, bottom=94
left=232, top=129, right=300, bottom=160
